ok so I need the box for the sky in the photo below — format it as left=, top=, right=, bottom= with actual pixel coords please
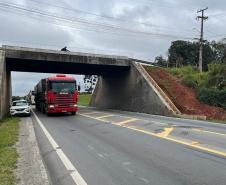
left=0, top=0, right=226, bottom=96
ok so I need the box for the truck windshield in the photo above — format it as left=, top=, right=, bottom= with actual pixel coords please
left=51, top=82, right=75, bottom=94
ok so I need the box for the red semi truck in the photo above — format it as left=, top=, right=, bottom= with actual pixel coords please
left=34, top=74, right=78, bottom=115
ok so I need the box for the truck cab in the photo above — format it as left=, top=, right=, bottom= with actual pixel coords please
left=35, top=74, right=78, bottom=115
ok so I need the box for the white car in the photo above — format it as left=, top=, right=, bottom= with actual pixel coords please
left=10, top=100, right=31, bottom=116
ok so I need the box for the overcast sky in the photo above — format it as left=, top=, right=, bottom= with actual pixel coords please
left=0, top=0, right=226, bottom=96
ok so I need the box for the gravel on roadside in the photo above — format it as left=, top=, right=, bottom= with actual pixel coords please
left=14, top=117, right=50, bottom=185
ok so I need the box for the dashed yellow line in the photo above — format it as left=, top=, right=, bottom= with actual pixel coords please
left=114, top=118, right=139, bottom=126
left=79, top=112, right=226, bottom=158
left=96, top=114, right=114, bottom=119
left=157, top=127, right=174, bottom=137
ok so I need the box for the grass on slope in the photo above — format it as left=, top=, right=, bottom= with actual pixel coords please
left=144, top=65, right=226, bottom=120
left=167, top=65, right=226, bottom=109
left=78, top=94, right=92, bottom=106
left=0, top=117, right=19, bottom=185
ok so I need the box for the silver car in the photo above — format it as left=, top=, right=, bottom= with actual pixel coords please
left=10, top=100, right=31, bottom=116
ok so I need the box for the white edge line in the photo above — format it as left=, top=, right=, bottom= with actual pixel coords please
left=31, top=110, right=88, bottom=185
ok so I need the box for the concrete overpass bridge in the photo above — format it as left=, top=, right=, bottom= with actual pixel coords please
left=0, top=45, right=174, bottom=119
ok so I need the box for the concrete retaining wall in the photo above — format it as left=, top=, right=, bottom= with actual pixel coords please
left=90, top=62, right=172, bottom=116
left=0, top=50, right=11, bottom=119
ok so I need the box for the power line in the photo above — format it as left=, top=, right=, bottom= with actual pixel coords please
left=0, top=6, right=153, bottom=40
left=0, top=2, right=194, bottom=40
left=25, top=0, right=195, bottom=35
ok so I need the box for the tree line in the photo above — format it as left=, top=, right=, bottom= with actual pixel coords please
left=155, top=39, right=226, bottom=71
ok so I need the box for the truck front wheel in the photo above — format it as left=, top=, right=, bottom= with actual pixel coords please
left=71, top=112, right=76, bottom=115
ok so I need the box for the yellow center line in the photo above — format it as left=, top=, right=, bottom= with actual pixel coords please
left=114, top=118, right=139, bottom=126
left=96, top=114, right=115, bottom=119
left=78, top=113, right=108, bottom=123
left=125, top=125, right=226, bottom=158
left=193, top=128, right=226, bottom=137
left=79, top=113, right=226, bottom=158
left=191, top=141, right=199, bottom=145
left=157, top=127, right=174, bottom=137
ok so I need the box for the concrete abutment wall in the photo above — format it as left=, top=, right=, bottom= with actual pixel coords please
left=90, top=62, right=171, bottom=116
left=0, top=50, right=11, bottom=119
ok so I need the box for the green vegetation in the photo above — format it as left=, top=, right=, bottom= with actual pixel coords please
left=0, top=117, right=19, bottom=185
left=155, top=40, right=226, bottom=70
left=78, top=93, right=92, bottom=106
left=197, top=88, right=226, bottom=109
left=168, top=64, right=226, bottom=109
left=153, top=39, right=226, bottom=110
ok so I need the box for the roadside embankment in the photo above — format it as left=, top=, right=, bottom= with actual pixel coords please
left=144, top=66, right=226, bottom=121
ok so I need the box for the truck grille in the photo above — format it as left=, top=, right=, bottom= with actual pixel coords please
left=55, top=95, right=74, bottom=107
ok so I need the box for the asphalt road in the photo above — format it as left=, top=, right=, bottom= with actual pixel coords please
left=31, top=107, right=226, bottom=185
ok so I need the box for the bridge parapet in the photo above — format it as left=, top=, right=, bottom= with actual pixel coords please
left=1, top=45, right=130, bottom=66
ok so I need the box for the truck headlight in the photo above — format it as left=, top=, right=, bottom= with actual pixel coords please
left=73, top=104, right=77, bottom=107
left=49, top=105, right=54, bottom=108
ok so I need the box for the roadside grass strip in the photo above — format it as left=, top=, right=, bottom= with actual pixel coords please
left=77, top=94, right=91, bottom=106
left=0, top=117, right=19, bottom=185
left=79, top=112, right=226, bottom=158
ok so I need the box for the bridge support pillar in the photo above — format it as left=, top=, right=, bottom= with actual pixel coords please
left=0, top=50, right=11, bottom=119
left=90, top=62, right=171, bottom=115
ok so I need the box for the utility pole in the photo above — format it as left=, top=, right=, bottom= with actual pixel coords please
left=197, top=7, right=208, bottom=72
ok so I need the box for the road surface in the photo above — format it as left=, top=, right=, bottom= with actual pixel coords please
left=31, top=107, right=226, bottom=185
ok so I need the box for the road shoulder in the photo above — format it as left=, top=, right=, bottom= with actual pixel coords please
left=14, top=117, right=50, bottom=185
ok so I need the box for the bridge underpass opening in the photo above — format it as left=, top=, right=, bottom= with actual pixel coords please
left=10, top=71, right=92, bottom=116
left=11, top=71, right=86, bottom=98
left=0, top=45, right=172, bottom=119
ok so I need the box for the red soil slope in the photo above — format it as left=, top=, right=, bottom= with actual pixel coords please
left=144, top=67, right=226, bottom=120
